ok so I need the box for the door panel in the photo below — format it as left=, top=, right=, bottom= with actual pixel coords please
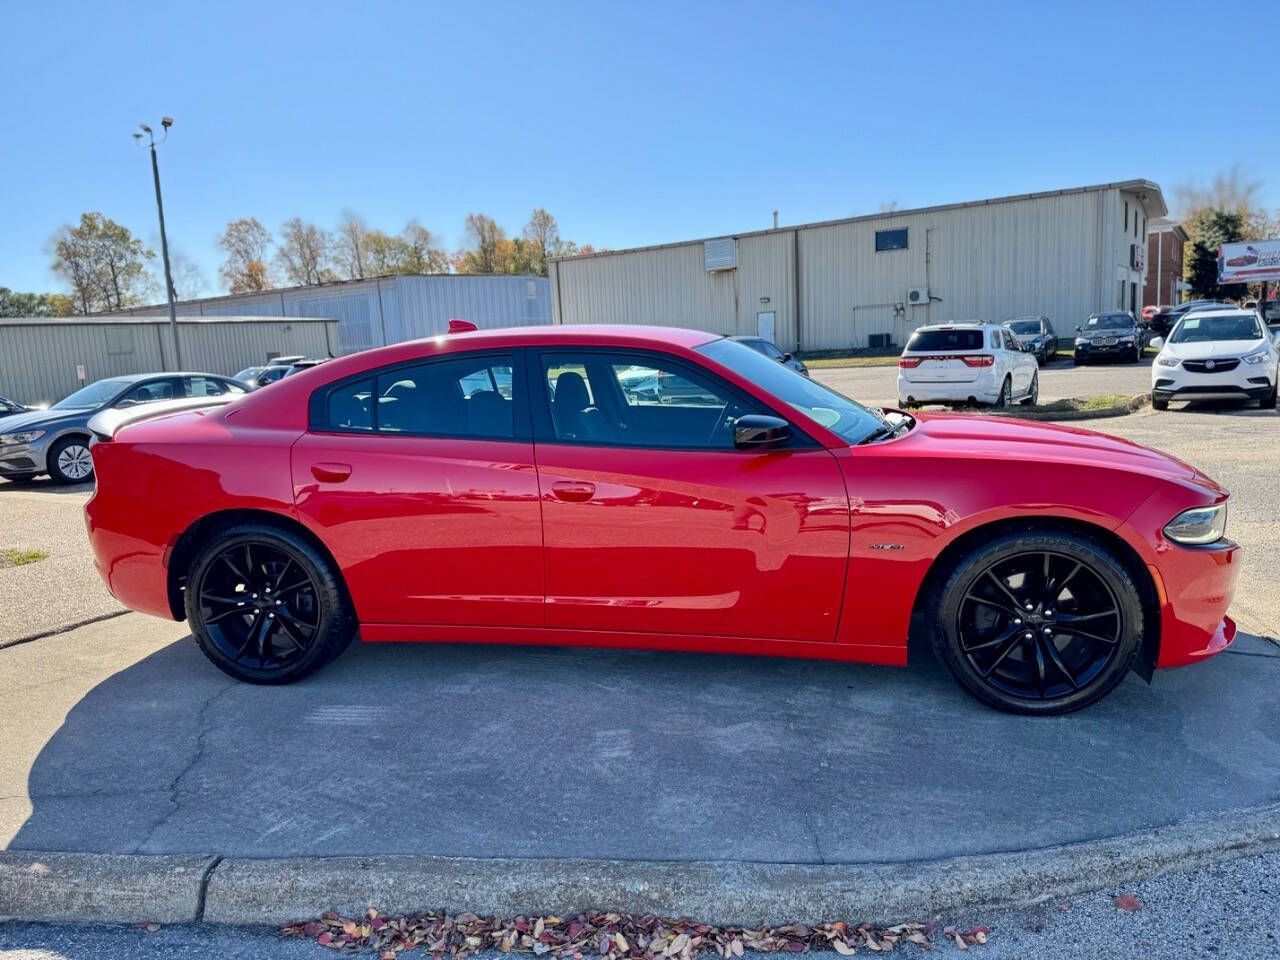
left=292, top=432, right=542, bottom=626
left=536, top=444, right=850, bottom=642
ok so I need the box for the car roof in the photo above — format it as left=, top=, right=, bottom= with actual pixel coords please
left=913, top=322, right=987, bottom=330
left=1181, top=308, right=1254, bottom=318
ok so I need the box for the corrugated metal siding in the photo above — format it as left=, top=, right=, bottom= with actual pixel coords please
left=553, top=189, right=1129, bottom=352
left=0, top=318, right=335, bottom=406
left=117, top=275, right=551, bottom=354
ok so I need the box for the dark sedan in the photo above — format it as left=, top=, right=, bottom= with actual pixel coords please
left=729, top=336, right=809, bottom=375
left=1073, top=313, right=1144, bottom=365
left=1149, top=301, right=1231, bottom=336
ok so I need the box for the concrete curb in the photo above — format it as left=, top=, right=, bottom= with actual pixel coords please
left=4, top=803, right=1279, bottom=927
left=0, top=852, right=217, bottom=924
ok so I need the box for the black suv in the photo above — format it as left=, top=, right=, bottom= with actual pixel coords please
left=1073, top=312, right=1144, bottom=365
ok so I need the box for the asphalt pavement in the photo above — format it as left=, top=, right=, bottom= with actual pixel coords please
left=3, top=851, right=1279, bottom=958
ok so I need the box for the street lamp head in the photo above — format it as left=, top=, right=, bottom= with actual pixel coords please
left=161, top=117, right=173, bottom=129
left=132, top=132, right=142, bottom=142
left=139, top=123, right=152, bottom=134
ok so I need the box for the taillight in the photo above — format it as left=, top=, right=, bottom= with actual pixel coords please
left=961, top=354, right=995, bottom=367
left=898, top=357, right=922, bottom=368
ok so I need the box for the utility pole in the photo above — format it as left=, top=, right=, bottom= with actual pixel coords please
left=134, top=118, right=182, bottom=369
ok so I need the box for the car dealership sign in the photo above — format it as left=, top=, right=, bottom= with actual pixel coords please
left=1219, top=239, right=1280, bottom=284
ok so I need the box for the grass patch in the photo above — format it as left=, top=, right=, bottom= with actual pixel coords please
left=801, top=352, right=901, bottom=369
left=0, top=548, right=48, bottom=569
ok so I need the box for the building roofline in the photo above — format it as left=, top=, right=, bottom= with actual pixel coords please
left=101, top=272, right=548, bottom=316
left=549, top=179, right=1167, bottom=264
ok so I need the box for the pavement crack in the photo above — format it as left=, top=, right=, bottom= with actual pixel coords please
left=194, top=855, right=224, bottom=922
left=0, top=610, right=130, bottom=651
left=134, top=679, right=238, bottom=854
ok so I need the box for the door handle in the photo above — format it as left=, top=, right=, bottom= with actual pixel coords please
left=311, top=462, right=352, bottom=483
left=551, top=480, right=596, bottom=502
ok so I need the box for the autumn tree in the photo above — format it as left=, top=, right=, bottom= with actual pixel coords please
left=456, top=213, right=510, bottom=274
left=276, top=218, right=332, bottom=286
left=218, top=218, right=273, bottom=294
left=50, top=212, right=155, bottom=313
left=334, top=213, right=372, bottom=280
left=0, top=287, right=73, bottom=317
left=401, top=220, right=450, bottom=273
left=520, top=208, right=561, bottom=276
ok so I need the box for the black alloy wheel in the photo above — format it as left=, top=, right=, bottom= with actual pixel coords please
left=186, top=524, right=355, bottom=683
left=931, top=531, right=1143, bottom=714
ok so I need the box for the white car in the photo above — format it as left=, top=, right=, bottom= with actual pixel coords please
left=1150, top=308, right=1278, bottom=410
left=897, top=322, right=1039, bottom=408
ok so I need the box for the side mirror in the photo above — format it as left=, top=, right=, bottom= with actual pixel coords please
left=1075, top=325, right=1082, bottom=333
left=734, top=414, right=791, bottom=450
left=782, top=352, right=794, bottom=362
left=1149, top=336, right=1164, bottom=349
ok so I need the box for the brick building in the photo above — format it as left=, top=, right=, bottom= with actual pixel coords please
left=1145, top=218, right=1187, bottom=307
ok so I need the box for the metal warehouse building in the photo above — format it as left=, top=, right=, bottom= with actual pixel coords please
left=116, top=273, right=552, bottom=354
left=0, top=315, right=337, bottom=407
left=549, top=180, right=1166, bottom=352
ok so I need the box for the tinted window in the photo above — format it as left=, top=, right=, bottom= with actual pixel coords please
left=905, top=329, right=985, bottom=351
left=51, top=378, right=133, bottom=410
left=875, top=228, right=908, bottom=252
left=327, top=379, right=373, bottom=431
left=1006, top=320, right=1041, bottom=335
left=696, top=338, right=887, bottom=445
left=375, top=354, right=516, bottom=439
left=1085, top=314, right=1133, bottom=329
left=541, top=351, right=759, bottom=449
left=1170, top=315, right=1263, bottom=344
left=115, top=378, right=180, bottom=406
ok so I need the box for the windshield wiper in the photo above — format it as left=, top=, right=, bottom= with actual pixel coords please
left=856, top=424, right=896, bottom=445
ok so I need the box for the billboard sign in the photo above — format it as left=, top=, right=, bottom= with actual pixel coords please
left=1219, top=239, right=1280, bottom=284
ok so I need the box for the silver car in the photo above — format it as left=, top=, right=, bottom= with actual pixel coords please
left=0, top=373, right=246, bottom=484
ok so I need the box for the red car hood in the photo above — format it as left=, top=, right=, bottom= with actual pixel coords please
left=894, top=412, right=1224, bottom=493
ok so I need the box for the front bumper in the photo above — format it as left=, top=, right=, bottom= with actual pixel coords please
left=1151, top=365, right=1275, bottom=403
left=0, top=440, right=48, bottom=477
left=1075, top=342, right=1137, bottom=361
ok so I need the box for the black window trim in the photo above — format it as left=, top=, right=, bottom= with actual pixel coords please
left=525, top=345, right=819, bottom=452
left=307, top=348, right=532, bottom=442
left=874, top=227, right=909, bottom=252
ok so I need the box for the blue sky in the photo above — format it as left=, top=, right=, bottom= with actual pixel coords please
left=2, top=0, right=1276, bottom=298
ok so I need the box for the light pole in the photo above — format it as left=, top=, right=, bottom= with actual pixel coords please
left=133, top=118, right=183, bottom=369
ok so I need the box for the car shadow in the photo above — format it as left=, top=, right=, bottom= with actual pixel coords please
left=0, top=477, right=93, bottom=495
left=8, top=629, right=1280, bottom=866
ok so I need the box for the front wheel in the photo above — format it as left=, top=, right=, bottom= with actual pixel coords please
left=929, top=531, right=1143, bottom=714
left=1152, top=394, right=1169, bottom=411
left=47, top=436, right=94, bottom=484
left=185, top=523, right=356, bottom=684
left=1260, top=381, right=1277, bottom=410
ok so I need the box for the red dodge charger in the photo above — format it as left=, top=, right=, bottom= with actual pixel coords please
left=85, top=325, right=1238, bottom=714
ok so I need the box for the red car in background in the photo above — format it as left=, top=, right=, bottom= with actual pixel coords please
left=84, top=326, right=1238, bottom=714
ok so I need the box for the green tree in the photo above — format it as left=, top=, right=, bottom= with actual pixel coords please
left=1183, top=208, right=1250, bottom=301
left=218, top=218, right=273, bottom=294
left=0, top=287, right=61, bottom=317
left=50, top=212, right=155, bottom=313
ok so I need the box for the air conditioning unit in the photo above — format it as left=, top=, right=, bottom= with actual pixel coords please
left=907, top=287, right=930, bottom=306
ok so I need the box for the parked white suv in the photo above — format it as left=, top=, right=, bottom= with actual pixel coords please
left=897, top=323, right=1039, bottom=408
left=1150, top=308, right=1278, bottom=410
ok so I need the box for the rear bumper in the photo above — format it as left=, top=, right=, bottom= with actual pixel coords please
left=896, top=372, right=997, bottom=405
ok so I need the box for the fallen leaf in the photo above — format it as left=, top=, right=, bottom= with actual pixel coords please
left=1113, top=894, right=1143, bottom=912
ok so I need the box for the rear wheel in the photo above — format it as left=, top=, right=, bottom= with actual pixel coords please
left=994, top=377, right=1011, bottom=408
left=47, top=436, right=94, bottom=484
left=185, top=524, right=356, bottom=684
left=929, top=531, right=1143, bottom=715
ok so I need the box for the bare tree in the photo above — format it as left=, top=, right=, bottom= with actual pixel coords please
left=218, top=218, right=273, bottom=293
left=456, top=213, right=509, bottom=274
left=276, top=218, right=332, bottom=286
left=167, top=250, right=208, bottom=300
left=402, top=220, right=450, bottom=273
left=1173, top=165, right=1263, bottom=218
left=521, top=208, right=561, bottom=276
left=334, top=213, right=371, bottom=279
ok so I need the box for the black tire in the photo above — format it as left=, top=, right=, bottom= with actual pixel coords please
left=927, top=530, right=1144, bottom=715
left=1073, top=354, right=1084, bottom=366
left=1132, top=345, right=1142, bottom=364
left=1021, top=371, right=1038, bottom=406
left=46, top=435, right=95, bottom=484
left=184, top=523, right=356, bottom=684
left=1152, top=395, right=1169, bottom=411
left=1260, top=382, right=1277, bottom=410
left=993, top=377, right=1011, bottom=408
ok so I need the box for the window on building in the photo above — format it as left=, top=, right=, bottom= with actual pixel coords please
left=1124, top=202, right=1129, bottom=232
left=875, top=228, right=908, bottom=252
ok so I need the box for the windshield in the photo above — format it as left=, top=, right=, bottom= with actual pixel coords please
left=1006, top=320, right=1041, bottom=335
left=234, top=367, right=265, bottom=380
left=697, top=337, right=888, bottom=444
left=1170, top=314, right=1263, bottom=344
left=1086, top=314, right=1132, bottom=329
left=905, top=329, right=985, bottom=351
left=51, top=378, right=130, bottom=410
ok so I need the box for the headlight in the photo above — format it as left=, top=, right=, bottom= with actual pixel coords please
left=1118, top=336, right=1135, bottom=344
left=1242, top=350, right=1270, bottom=365
left=1156, top=355, right=1181, bottom=367
left=0, top=430, right=44, bottom=445
left=1163, top=503, right=1227, bottom=545
left=1075, top=337, right=1089, bottom=346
